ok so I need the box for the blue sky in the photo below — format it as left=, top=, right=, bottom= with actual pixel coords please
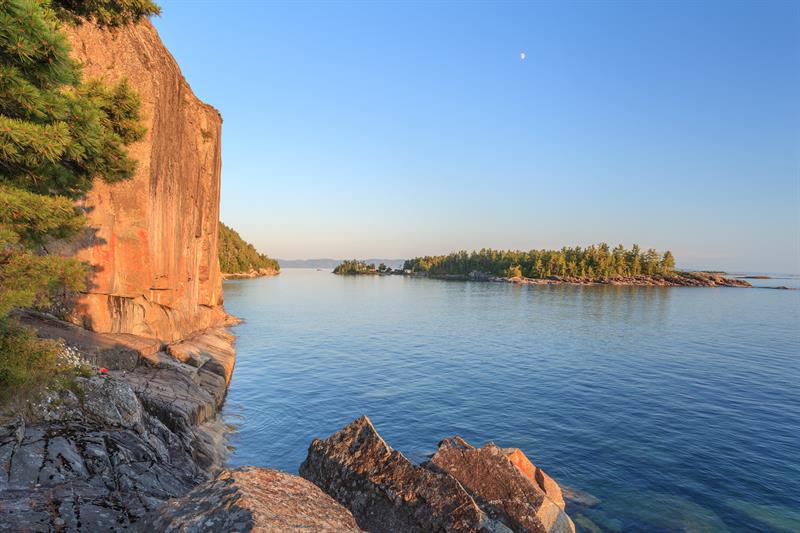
left=154, top=1, right=799, bottom=272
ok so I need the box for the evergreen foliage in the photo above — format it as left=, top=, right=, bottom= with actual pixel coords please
left=0, top=0, right=154, bottom=395
left=333, top=260, right=377, bottom=275
left=218, top=222, right=279, bottom=274
left=403, top=244, right=678, bottom=279
left=52, top=0, right=160, bottom=27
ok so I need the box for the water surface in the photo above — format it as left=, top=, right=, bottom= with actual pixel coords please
left=223, top=269, right=800, bottom=532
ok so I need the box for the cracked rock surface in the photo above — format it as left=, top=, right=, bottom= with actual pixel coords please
left=143, top=467, right=364, bottom=532
left=0, top=322, right=234, bottom=532
left=300, top=416, right=575, bottom=533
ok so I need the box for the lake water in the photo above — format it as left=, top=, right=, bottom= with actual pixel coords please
left=222, top=269, right=800, bottom=532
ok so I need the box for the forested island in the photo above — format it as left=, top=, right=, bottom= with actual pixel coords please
left=333, top=260, right=395, bottom=275
left=402, top=245, right=750, bottom=287
left=219, top=222, right=280, bottom=278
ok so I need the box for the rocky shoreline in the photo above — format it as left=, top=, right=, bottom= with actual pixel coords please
left=146, top=416, right=577, bottom=532
left=2, top=330, right=581, bottom=533
left=0, top=313, right=236, bottom=531
left=417, top=270, right=752, bottom=288
left=221, top=268, right=280, bottom=280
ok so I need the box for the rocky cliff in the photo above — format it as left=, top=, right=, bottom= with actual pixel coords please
left=60, top=21, right=225, bottom=342
left=0, top=18, right=242, bottom=531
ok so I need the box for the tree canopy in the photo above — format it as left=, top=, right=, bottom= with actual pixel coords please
left=218, top=222, right=279, bottom=274
left=52, top=0, right=160, bottom=27
left=403, top=244, right=678, bottom=279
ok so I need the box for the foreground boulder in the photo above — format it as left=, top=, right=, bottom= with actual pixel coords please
left=429, top=438, right=574, bottom=533
left=299, top=417, right=507, bottom=532
left=300, top=416, right=574, bottom=533
left=143, top=467, right=363, bottom=532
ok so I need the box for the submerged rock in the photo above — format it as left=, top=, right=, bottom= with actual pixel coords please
left=300, top=416, right=575, bottom=533
left=143, top=467, right=363, bottom=532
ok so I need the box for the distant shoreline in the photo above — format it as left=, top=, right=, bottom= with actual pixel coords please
left=337, top=269, right=752, bottom=288
left=222, top=268, right=280, bottom=280
left=423, top=271, right=751, bottom=288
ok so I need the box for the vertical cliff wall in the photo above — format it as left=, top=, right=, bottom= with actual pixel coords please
left=63, top=21, right=225, bottom=342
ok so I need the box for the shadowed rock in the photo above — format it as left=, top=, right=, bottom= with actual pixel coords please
left=143, top=467, right=364, bottom=532
left=15, top=310, right=161, bottom=371
left=299, top=416, right=510, bottom=533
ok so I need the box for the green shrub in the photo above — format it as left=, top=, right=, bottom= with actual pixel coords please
left=0, top=321, right=60, bottom=400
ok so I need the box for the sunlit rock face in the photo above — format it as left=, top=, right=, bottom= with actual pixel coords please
left=62, top=20, right=225, bottom=341
left=300, top=416, right=576, bottom=533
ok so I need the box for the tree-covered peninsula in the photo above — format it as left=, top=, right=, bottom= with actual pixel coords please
left=403, top=245, right=749, bottom=287
left=218, top=222, right=279, bottom=278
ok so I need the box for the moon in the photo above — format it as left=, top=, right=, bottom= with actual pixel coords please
left=520, top=52, right=526, bottom=60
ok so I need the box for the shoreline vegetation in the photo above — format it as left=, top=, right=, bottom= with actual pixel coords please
left=333, top=245, right=752, bottom=288
left=219, top=222, right=280, bottom=279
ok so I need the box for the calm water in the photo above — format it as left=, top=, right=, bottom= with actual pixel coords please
left=222, top=269, right=800, bottom=532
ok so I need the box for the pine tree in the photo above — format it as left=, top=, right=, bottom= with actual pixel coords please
left=0, top=0, right=156, bottom=394
left=661, top=251, right=676, bottom=273
left=52, top=0, right=160, bottom=28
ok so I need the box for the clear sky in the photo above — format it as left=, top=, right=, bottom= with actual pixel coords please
left=153, top=1, right=799, bottom=273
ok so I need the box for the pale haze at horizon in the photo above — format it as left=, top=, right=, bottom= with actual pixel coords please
left=153, top=1, right=799, bottom=273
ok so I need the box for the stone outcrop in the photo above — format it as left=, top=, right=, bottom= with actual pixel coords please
left=0, top=15, right=248, bottom=533
left=166, top=326, right=237, bottom=386
left=502, top=448, right=565, bottom=510
left=429, top=438, right=574, bottom=533
left=299, top=417, right=498, bottom=533
left=58, top=20, right=225, bottom=342
left=143, top=467, right=364, bottom=532
left=300, top=416, right=574, bottom=533
left=0, top=315, right=233, bottom=531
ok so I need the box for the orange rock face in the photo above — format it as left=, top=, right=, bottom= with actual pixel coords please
left=62, top=21, right=225, bottom=341
left=503, top=447, right=567, bottom=511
